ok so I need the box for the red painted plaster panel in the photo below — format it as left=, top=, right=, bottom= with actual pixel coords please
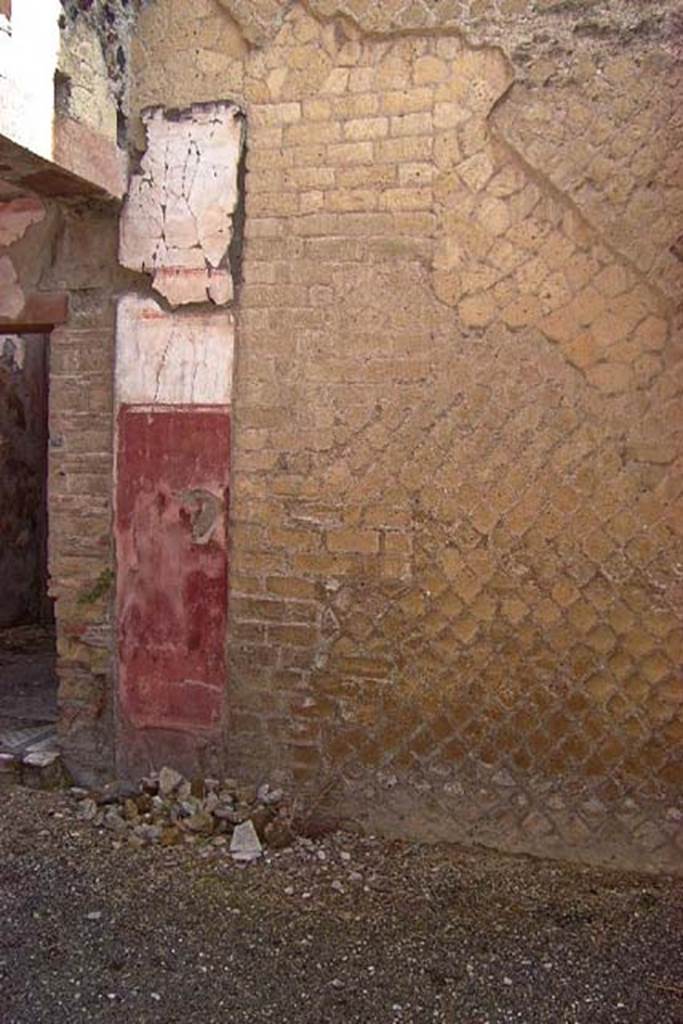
left=116, top=406, right=230, bottom=733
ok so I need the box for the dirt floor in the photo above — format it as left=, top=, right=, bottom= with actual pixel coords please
left=1, top=787, right=681, bottom=1024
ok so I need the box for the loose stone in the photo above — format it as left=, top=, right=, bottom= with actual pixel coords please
left=230, top=820, right=263, bottom=862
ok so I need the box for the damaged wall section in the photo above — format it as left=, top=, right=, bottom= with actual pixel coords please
left=120, top=102, right=245, bottom=307
left=115, top=100, right=243, bottom=778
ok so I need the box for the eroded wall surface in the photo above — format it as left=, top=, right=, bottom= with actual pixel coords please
left=129, top=0, right=682, bottom=871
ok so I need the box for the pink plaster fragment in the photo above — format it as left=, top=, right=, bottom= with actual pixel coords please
left=0, top=197, right=45, bottom=247
left=208, top=268, right=233, bottom=306
left=152, top=266, right=234, bottom=308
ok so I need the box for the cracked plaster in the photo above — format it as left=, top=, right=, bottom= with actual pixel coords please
left=116, top=293, right=234, bottom=406
left=119, top=101, right=243, bottom=307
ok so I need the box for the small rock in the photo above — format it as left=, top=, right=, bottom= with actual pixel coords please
left=122, top=798, right=139, bottom=822
left=158, top=766, right=184, bottom=798
left=135, top=793, right=153, bottom=814
left=0, top=754, right=20, bottom=789
left=264, top=819, right=294, bottom=850
left=190, top=777, right=206, bottom=799
left=178, top=798, right=200, bottom=818
left=21, top=750, right=67, bottom=791
left=183, top=811, right=214, bottom=835
left=230, top=820, right=262, bottom=862
left=134, top=824, right=162, bottom=844
left=177, top=780, right=192, bottom=801
left=160, top=826, right=182, bottom=847
left=86, top=911, right=102, bottom=921
left=140, top=775, right=159, bottom=795
left=94, top=781, right=123, bottom=805
left=204, top=777, right=220, bottom=793
left=213, top=803, right=237, bottom=821
left=78, top=798, right=98, bottom=822
left=331, top=880, right=345, bottom=893
left=203, top=791, right=219, bottom=814
left=103, top=809, right=128, bottom=835
left=250, top=806, right=274, bottom=841
left=151, top=796, right=166, bottom=815
left=237, top=783, right=257, bottom=804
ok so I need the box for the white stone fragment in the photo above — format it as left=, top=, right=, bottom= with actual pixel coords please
left=22, top=749, right=60, bottom=768
left=120, top=102, right=243, bottom=307
left=158, top=765, right=184, bottom=797
left=116, top=294, right=234, bottom=406
left=230, top=820, right=263, bottom=862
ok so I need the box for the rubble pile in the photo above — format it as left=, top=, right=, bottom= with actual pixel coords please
left=71, top=767, right=295, bottom=862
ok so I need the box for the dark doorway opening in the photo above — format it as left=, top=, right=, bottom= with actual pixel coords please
left=0, top=332, right=57, bottom=742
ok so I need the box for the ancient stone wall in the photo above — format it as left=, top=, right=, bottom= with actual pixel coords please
left=126, top=0, right=682, bottom=871
left=2, top=195, right=132, bottom=784
left=46, top=202, right=135, bottom=785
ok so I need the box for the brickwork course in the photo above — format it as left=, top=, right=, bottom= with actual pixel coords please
left=3, top=0, right=681, bottom=872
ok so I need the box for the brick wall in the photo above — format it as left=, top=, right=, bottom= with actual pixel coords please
left=2, top=198, right=132, bottom=785
left=49, top=318, right=115, bottom=783
left=46, top=203, right=135, bottom=785
left=131, top=0, right=682, bottom=871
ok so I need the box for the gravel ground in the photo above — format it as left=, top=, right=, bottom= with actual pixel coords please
left=0, top=786, right=681, bottom=1024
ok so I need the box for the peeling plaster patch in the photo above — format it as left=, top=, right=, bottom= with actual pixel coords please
left=179, top=489, right=223, bottom=545
left=116, top=293, right=234, bottom=406
left=0, top=256, right=24, bottom=318
left=119, top=102, right=243, bottom=307
left=0, top=196, right=46, bottom=247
